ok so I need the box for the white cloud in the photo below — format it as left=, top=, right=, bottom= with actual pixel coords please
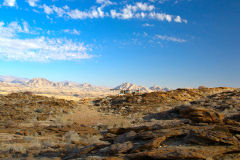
left=135, top=2, right=154, bottom=11
left=39, top=4, right=105, bottom=19
left=0, top=21, right=30, bottom=37
left=149, top=12, right=173, bottom=22
left=35, top=2, right=187, bottom=23
left=115, top=2, right=155, bottom=19
left=96, top=0, right=113, bottom=6
left=63, top=5, right=69, bottom=10
left=22, top=21, right=30, bottom=33
left=149, top=0, right=169, bottom=3
left=143, top=23, right=154, bottom=27
left=158, top=0, right=169, bottom=4
left=156, top=35, right=186, bottom=43
left=3, top=0, right=16, bottom=7
left=26, top=0, right=39, bottom=7
left=174, top=15, right=187, bottom=23
left=42, top=4, right=53, bottom=14
left=108, top=2, right=185, bottom=22
left=0, top=21, right=92, bottom=62
left=67, top=7, right=105, bottom=19
left=52, top=5, right=65, bottom=17
left=110, top=9, right=121, bottom=18
left=63, top=29, right=80, bottom=35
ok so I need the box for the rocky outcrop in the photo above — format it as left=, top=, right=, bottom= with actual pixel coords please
left=0, top=88, right=240, bottom=159
left=94, top=87, right=235, bottom=116
left=68, top=89, right=240, bottom=159
left=114, top=82, right=152, bottom=92
left=176, top=105, right=224, bottom=123
left=0, top=92, right=76, bottom=122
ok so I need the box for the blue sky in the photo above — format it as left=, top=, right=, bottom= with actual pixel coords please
left=0, top=0, right=239, bottom=88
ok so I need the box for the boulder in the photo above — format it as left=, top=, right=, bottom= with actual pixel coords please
left=177, top=105, right=224, bottom=123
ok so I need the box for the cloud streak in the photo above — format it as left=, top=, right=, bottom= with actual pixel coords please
left=0, top=21, right=92, bottom=62
left=155, top=34, right=186, bottom=43
left=26, top=1, right=187, bottom=23
left=63, top=29, right=81, bottom=35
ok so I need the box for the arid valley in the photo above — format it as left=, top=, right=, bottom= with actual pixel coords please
left=0, top=76, right=240, bottom=159
left=0, top=0, right=240, bottom=159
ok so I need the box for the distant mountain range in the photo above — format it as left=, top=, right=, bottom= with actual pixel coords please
left=114, top=82, right=170, bottom=92
left=0, top=76, right=170, bottom=92
left=0, top=75, right=29, bottom=84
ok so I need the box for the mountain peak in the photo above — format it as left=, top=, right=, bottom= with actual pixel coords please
left=27, top=78, right=55, bottom=87
left=114, top=82, right=151, bottom=92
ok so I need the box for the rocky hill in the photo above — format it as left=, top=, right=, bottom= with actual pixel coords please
left=114, top=82, right=168, bottom=92
left=26, top=78, right=57, bottom=88
left=0, top=76, right=114, bottom=98
left=94, top=87, right=235, bottom=116
left=0, top=75, right=29, bottom=84
left=0, top=76, right=171, bottom=98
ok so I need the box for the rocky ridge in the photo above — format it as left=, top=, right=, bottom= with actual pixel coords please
left=114, top=82, right=170, bottom=92
left=94, top=87, right=235, bottom=116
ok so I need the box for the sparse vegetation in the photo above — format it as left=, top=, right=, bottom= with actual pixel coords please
left=0, top=88, right=239, bottom=159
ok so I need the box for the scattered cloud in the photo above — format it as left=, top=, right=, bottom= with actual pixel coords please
left=3, top=0, right=16, bottom=7
left=67, top=7, right=105, bottom=19
left=30, top=2, right=187, bottom=23
left=96, top=0, right=114, bottom=7
left=155, top=34, right=186, bottom=43
left=174, top=15, right=187, bottom=23
left=63, top=29, right=80, bottom=35
left=143, top=23, right=154, bottom=27
left=148, top=12, right=173, bottom=22
left=26, top=0, right=39, bottom=7
left=158, top=0, right=169, bottom=4
left=0, top=21, right=92, bottom=62
left=0, top=21, right=29, bottom=37
left=109, top=2, right=155, bottom=19
left=42, top=4, right=53, bottom=14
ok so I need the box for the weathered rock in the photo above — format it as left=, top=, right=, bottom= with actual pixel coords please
left=93, top=87, right=234, bottom=116
left=126, top=146, right=240, bottom=160
left=133, top=136, right=166, bottom=152
left=177, top=105, right=224, bottom=123
left=114, top=131, right=137, bottom=143
left=100, top=141, right=134, bottom=155
left=186, top=125, right=239, bottom=145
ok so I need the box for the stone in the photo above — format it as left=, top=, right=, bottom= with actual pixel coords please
left=177, top=105, right=224, bottom=123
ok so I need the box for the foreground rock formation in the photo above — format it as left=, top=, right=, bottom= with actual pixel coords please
left=0, top=87, right=239, bottom=159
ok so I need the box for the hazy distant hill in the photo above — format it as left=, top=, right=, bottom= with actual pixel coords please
left=27, top=78, right=57, bottom=88
left=25, top=78, right=109, bottom=92
left=0, top=76, right=170, bottom=98
left=0, top=75, right=29, bottom=84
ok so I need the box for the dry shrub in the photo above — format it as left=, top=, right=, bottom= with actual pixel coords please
left=198, top=86, right=208, bottom=89
left=2, top=144, right=27, bottom=154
